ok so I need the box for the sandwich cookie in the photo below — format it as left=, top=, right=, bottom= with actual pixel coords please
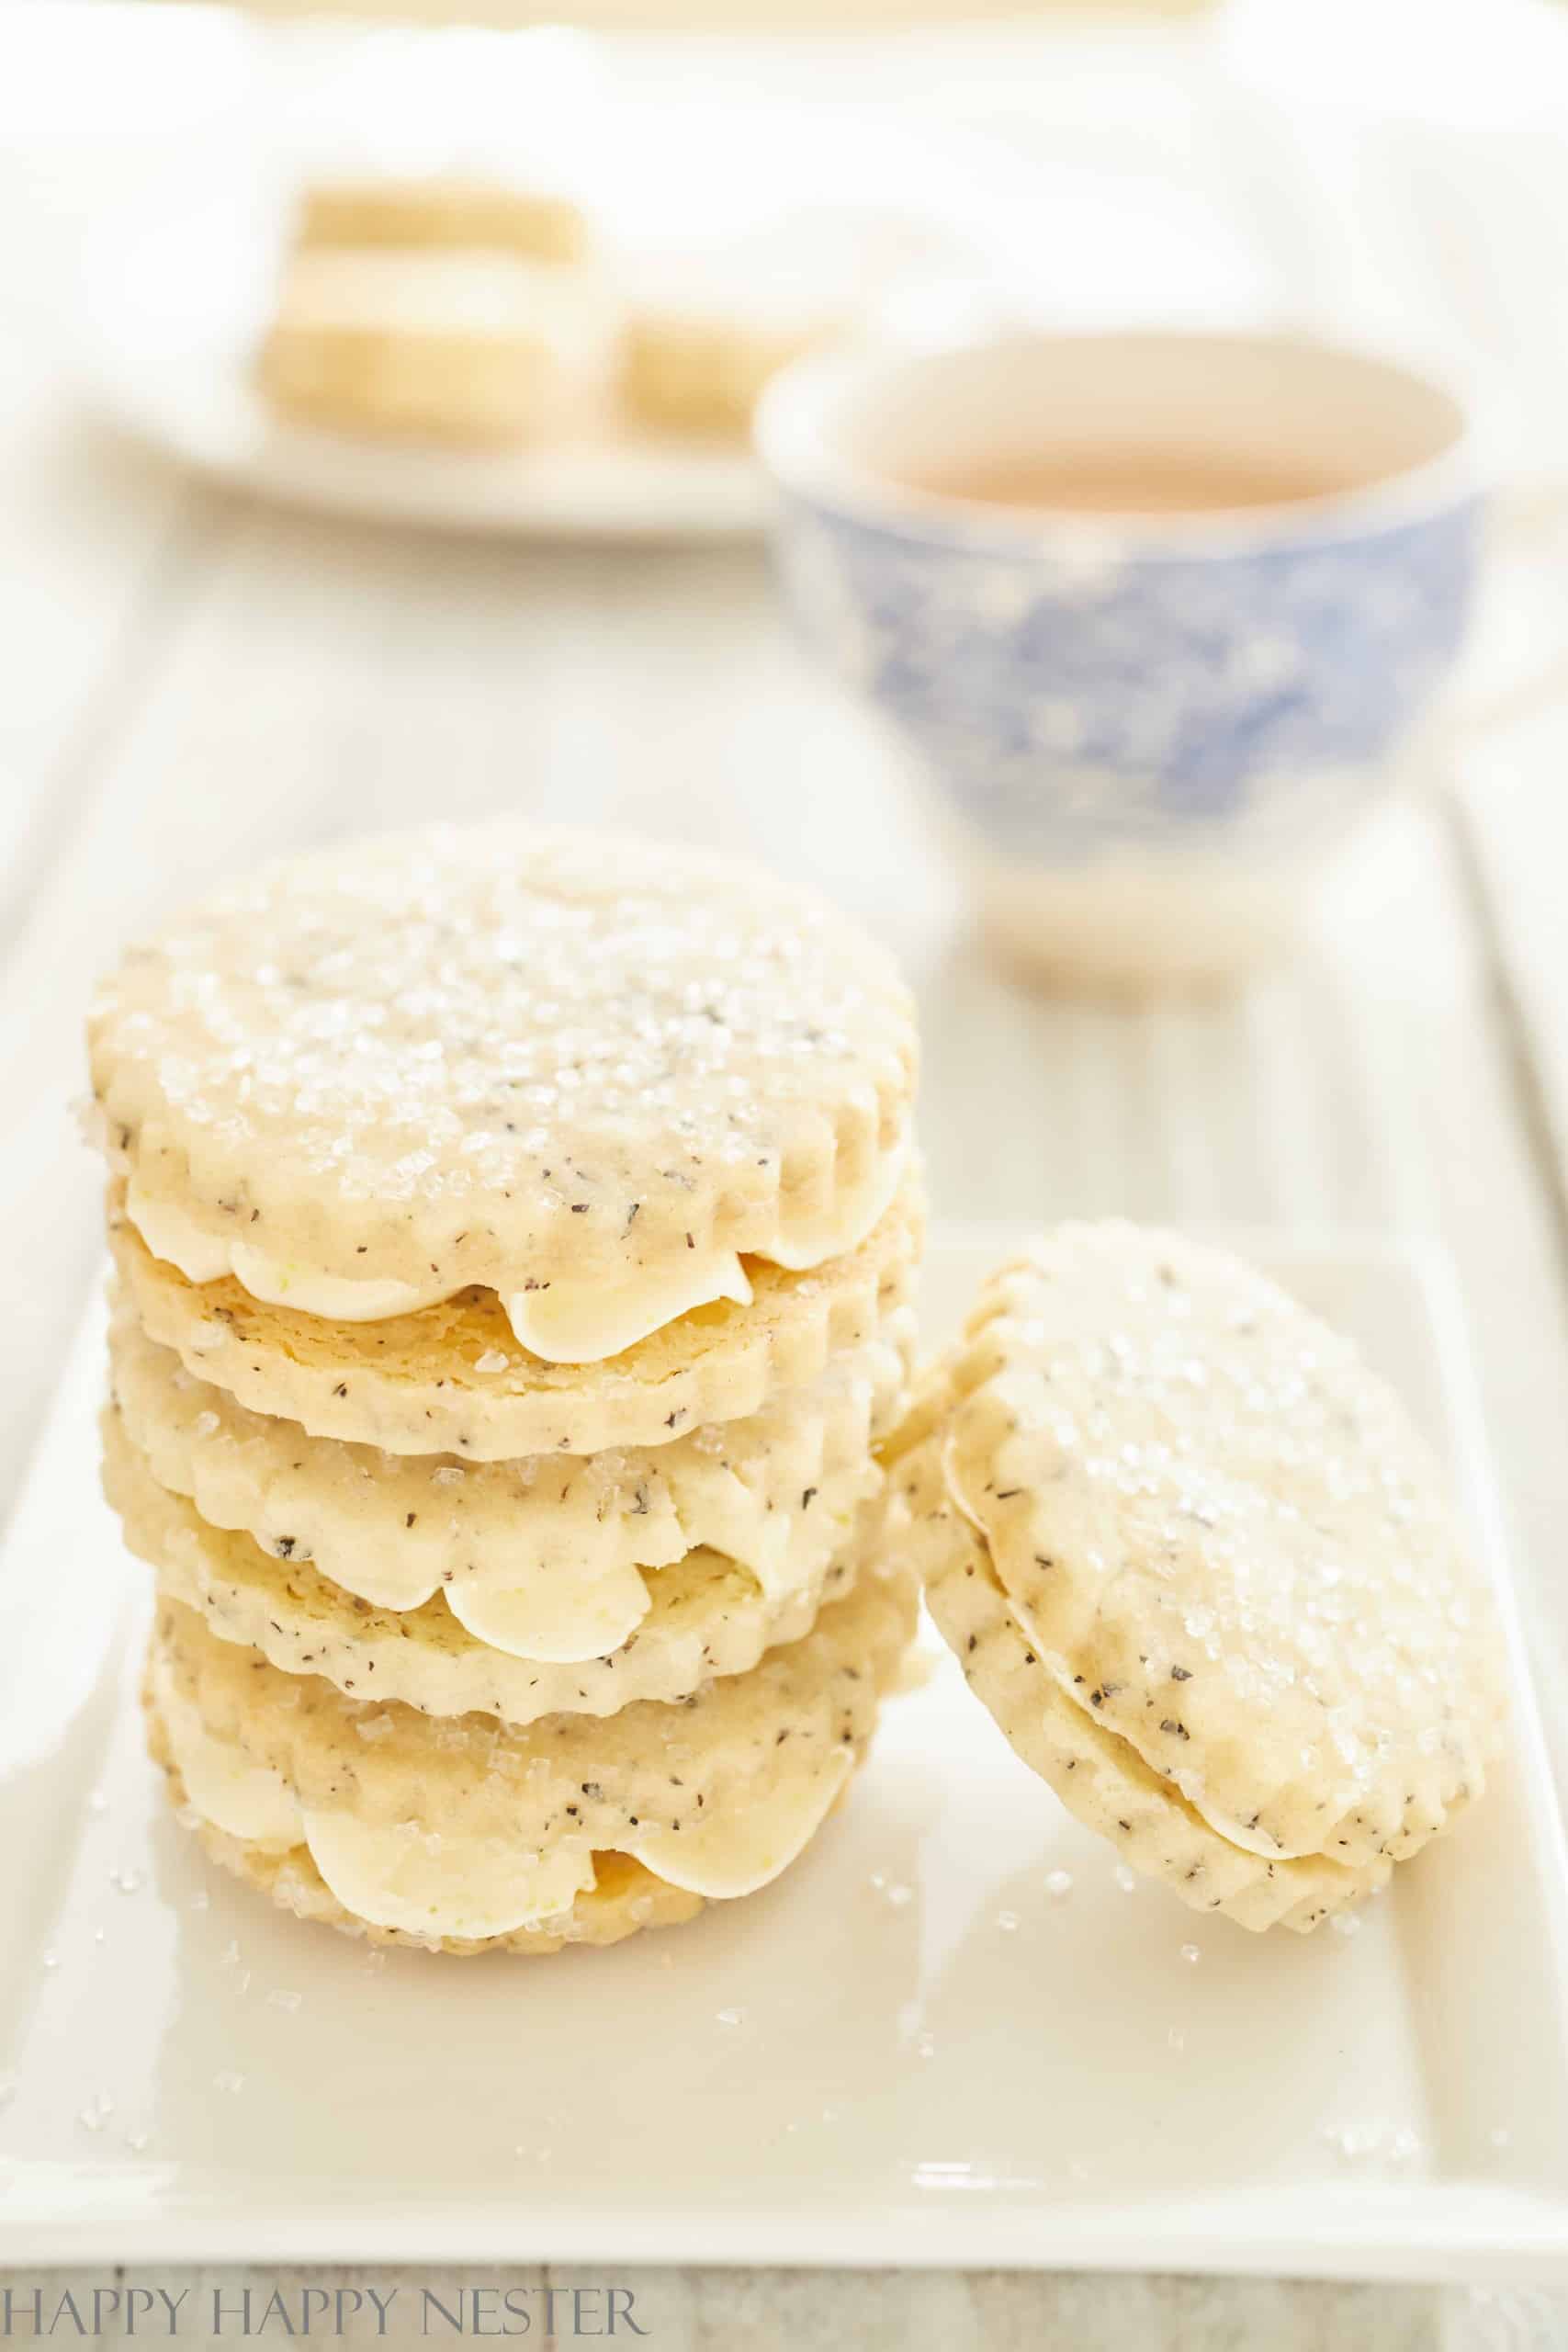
left=896, top=1223, right=1507, bottom=1931
left=256, top=250, right=600, bottom=447
left=107, top=1300, right=913, bottom=1660
left=142, top=1552, right=918, bottom=1952
left=106, top=1409, right=878, bottom=1724
left=894, top=1438, right=1388, bottom=1934
left=88, top=823, right=917, bottom=1367
left=107, top=1170, right=922, bottom=1460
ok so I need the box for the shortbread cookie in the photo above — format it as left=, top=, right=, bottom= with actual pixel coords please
left=143, top=1550, right=917, bottom=1948
left=616, top=223, right=900, bottom=438
left=88, top=824, right=917, bottom=1363
left=147, top=1711, right=701, bottom=1955
left=896, top=1438, right=1388, bottom=1934
left=107, top=1299, right=912, bottom=1658
left=107, top=1411, right=869, bottom=1723
left=295, top=178, right=589, bottom=266
left=256, top=250, right=604, bottom=444
left=929, top=1224, right=1506, bottom=1877
left=619, top=306, right=830, bottom=439
left=939, top=1227, right=1506, bottom=1871
left=107, top=1170, right=922, bottom=1460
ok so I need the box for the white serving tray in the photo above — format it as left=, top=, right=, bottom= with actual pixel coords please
left=3, top=1227, right=1567, bottom=2277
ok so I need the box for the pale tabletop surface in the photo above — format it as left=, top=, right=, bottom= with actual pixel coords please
left=6, top=9, right=1568, bottom=2347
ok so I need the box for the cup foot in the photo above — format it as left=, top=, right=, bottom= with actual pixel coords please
left=973, top=851, right=1305, bottom=996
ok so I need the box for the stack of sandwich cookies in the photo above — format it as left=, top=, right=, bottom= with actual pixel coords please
left=90, top=824, right=922, bottom=1952
left=890, top=1224, right=1507, bottom=1934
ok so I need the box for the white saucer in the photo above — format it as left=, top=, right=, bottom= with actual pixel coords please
left=76, top=195, right=769, bottom=542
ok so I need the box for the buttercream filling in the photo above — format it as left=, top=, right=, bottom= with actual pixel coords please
left=442, top=1558, right=653, bottom=1665
left=155, top=1662, right=302, bottom=1852
left=629, top=1748, right=851, bottom=1898
left=502, top=1249, right=753, bottom=1363
left=299, top=1809, right=599, bottom=1941
left=751, top=1131, right=908, bottom=1272
left=124, top=1129, right=907, bottom=1365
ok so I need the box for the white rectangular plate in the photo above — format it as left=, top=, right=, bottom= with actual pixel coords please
left=3, top=1229, right=1567, bottom=2278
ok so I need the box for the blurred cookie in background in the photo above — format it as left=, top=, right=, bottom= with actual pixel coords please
left=258, top=169, right=608, bottom=445
left=618, top=275, right=841, bottom=440
left=294, top=174, right=590, bottom=265
left=257, top=180, right=932, bottom=449
left=256, top=246, right=613, bottom=444
left=618, top=212, right=937, bottom=440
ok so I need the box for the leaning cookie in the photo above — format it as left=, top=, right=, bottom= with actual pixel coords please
left=937, top=1225, right=1507, bottom=1877
left=143, top=1550, right=917, bottom=1951
left=893, top=1223, right=1509, bottom=1932
left=893, top=1439, right=1388, bottom=1934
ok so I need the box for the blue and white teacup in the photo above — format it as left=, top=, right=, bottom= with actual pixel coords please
left=756, top=330, right=1483, bottom=988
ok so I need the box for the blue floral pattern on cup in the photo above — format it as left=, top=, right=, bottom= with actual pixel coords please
left=775, top=492, right=1483, bottom=860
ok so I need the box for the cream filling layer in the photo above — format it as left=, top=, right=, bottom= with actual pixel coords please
left=156, top=1662, right=302, bottom=1852
left=154, top=1657, right=852, bottom=1936
left=127, top=1129, right=905, bottom=1364
left=301, top=1812, right=598, bottom=1941
left=629, top=1749, right=851, bottom=1899
left=506, top=1251, right=752, bottom=1363
left=441, top=1558, right=654, bottom=1665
